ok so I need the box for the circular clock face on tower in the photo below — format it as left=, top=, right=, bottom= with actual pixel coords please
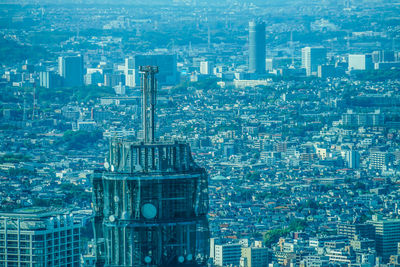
left=144, top=256, right=152, bottom=264
left=141, top=203, right=157, bottom=219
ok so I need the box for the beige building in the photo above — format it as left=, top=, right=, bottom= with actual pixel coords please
left=240, top=244, right=269, bottom=267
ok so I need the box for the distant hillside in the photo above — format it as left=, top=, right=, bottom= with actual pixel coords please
left=0, top=36, right=52, bottom=66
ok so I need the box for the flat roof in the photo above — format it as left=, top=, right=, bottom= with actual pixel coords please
left=0, top=207, right=67, bottom=219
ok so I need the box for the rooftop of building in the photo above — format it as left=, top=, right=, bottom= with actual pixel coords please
left=0, top=207, right=79, bottom=232
left=0, top=206, right=67, bottom=219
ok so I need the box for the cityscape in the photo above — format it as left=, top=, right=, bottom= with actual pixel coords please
left=1, top=0, right=400, bottom=266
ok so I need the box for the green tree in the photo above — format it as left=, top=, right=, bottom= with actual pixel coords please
left=263, top=219, right=307, bottom=247
left=61, top=130, right=103, bottom=150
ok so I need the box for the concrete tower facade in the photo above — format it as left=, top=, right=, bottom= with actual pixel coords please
left=92, top=66, right=209, bottom=267
left=249, top=20, right=266, bottom=74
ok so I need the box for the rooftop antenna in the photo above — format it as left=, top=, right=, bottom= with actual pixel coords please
left=140, top=66, right=159, bottom=143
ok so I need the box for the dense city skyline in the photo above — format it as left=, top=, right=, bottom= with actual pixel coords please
left=1, top=0, right=400, bottom=266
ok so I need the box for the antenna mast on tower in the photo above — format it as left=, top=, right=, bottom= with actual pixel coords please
left=139, top=66, right=159, bottom=143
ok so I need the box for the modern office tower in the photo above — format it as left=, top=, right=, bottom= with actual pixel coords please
left=348, top=54, right=374, bottom=71
left=200, top=61, right=213, bottom=75
left=124, top=57, right=135, bottom=87
left=337, top=223, right=375, bottom=239
left=265, top=58, right=274, bottom=72
left=381, top=50, right=395, bottom=62
left=368, top=216, right=400, bottom=262
left=345, top=150, right=360, bottom=169
left=58, top=55, right=84, bottom=87
left=301, top=47, right=327, bottom=76
left=265, top=58, right=292, bottom=72
left=318, top=65, right=336, bottom=78
left=104, top=73, right=125, bottom=87
left=39, top=71, right=61, bottom=89
left=372, top=50, right=399, bottom=70
left=84, top=72, right=103, bottom=86
left=213, top=243, right=242, bottom=267
left=134, top=54, right=179, bottom=86
left=241, top=246, right=269, bottom=267
left=0, top=207, right=81, bottom=267
left=92, top=66, right=209, bottom=266
left=124, top=55, right=179, bottom=87
left=248, top=20, right=266, bottom=74
left=372, top=50, right=396, bottom=63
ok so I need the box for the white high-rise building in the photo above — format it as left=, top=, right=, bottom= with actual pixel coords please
left=200, top=61, right=213, bottom=75
left=124, top=57, right=136, bottom=87
left=348, top=54, right=374, bottom=71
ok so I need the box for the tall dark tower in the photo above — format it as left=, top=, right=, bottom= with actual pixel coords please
left=92, top=66, right=209, bottom=266
left=248, top=20, right=266, bottom=74
left=58, top=55, right=84, bottom=87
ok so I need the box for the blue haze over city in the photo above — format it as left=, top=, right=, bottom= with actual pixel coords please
left=0, top=0, right=400, bottom=266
